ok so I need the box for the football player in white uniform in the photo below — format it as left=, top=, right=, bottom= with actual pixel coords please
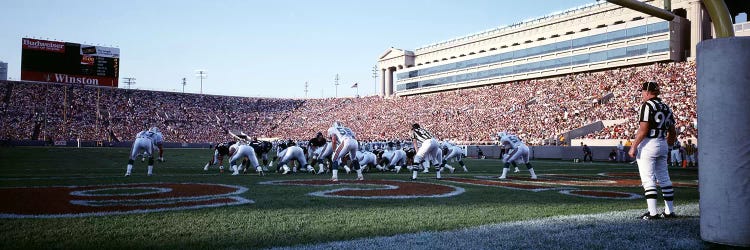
left=355, top=149, right=378, bottom=173
left=276, top=140, right=315, bottom=174
left=497, top=132, right=537, bottom=179
left=226, top=131, right=265, bottom=176
left=409, top=123, right=445, bottom=180
left=307, top=132, right=333, bottom=174
left=328, top=121, right=361, bottom=181
left=441, top=140, right=466, bottom=173
left=125, top=127, right=164, bottom=176
left=377, top=141, right=407, bottom=173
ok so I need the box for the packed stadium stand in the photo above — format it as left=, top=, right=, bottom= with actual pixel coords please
left=0, top=61, right=697, bottom=145
left=6, top=0, right=740, bottom=146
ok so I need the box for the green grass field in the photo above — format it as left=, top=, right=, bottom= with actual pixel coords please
left=0, top=147, right=701, bottom=249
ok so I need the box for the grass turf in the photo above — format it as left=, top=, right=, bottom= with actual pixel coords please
left=0, top=147, right=700, bottom=249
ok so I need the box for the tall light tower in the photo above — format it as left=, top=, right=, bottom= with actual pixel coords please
left=334, top=74, right=340, bottom=98
left=181, top=78, right=187, bottom=93
left=195, top=70, right=207, bottom=94
left=372, top=65, right=379, bottom=96
left=123, top=77, right=136, bottom=89
left=304, top=81, right=309, bottom=98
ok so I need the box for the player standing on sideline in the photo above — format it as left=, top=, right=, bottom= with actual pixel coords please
left=669, top=140, right=682, bottom=168
left=204, top=141, right=236, bottom=172
left=497, top=132, right=537, bottom=179
left=684, top=139, right=697, bottom=168
left=582, top=144, right=593, bottom=162
left=409, top=123, right=444, bottom=180
left=125, top=127, right=163, bottom=176
left=328, top=121, right=361, bottom=181
left=628, top=81, right=677, bottom=220
left=617, top=140, right=626, bottom=163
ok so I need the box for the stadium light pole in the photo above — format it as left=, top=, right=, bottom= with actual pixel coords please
left=181, top=77, right=187, bottom=93
left=304, top=81, right=309, bottom=98
left=196, top=70, right=207, bottom=94
left=334, top=74, right=340, bottom=98
left=372, top=65, right=378, bottom=96
left=123, top=77, right=136, bottom=89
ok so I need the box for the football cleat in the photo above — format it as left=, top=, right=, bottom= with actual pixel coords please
left=498, top=176, right=507, bottom=180
left=640, top=212, right=661, bottom=220
left=661, top=212, right=677, bottom=218
left=125, top=173, right=131, bottom=177
left=331, top=177, right=338, bottom=182
left=356, top=176, right=364, bottom=181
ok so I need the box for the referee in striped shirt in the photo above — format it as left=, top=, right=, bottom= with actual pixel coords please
left=628, top=81, right=678, bottom=220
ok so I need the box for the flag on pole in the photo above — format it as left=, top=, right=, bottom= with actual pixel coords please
left=351, top=82, right=358, bottom=88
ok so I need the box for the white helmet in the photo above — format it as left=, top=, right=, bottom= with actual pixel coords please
left=332, top=121, right=343, bottom=127
left=496, top=132, right=506, bottom=138
left=150, top=127, right=160, bottom=133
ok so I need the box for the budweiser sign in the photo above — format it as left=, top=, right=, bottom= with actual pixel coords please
left=22, top=38, right=65, bottom=53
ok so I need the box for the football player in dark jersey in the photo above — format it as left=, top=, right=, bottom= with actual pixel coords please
left=203, top=141, right=236, bottom=173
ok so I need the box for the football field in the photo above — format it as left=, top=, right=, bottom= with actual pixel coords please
left=0, top=147, right=702, bottom=249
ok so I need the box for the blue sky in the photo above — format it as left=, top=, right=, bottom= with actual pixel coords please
left=1, top=0, right=596, bottom=98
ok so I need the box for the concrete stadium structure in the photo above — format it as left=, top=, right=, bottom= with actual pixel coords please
left=377, top=0, right=746, bottom=97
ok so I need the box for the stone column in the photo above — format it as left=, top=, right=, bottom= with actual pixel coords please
left=386, top=67, right=395, bottom=97
left=688, top=0, right=704, bottom=60
left=380, top=68, right=387, bottom=97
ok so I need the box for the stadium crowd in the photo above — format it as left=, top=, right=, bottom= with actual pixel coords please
left=0, top=61, right=697, bottom=145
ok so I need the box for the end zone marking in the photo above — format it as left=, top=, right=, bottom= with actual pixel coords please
left=260, top=179, right=465, bottom=199
left=0, top=183, right=253, bottom=218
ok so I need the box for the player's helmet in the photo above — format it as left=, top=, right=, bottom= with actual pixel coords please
left=287, top=139, right=296, bottom=146
left=150, top=127, right=160, bottom=133
left=332, top=121, right=343, bottom=127
left=316, top=132, right=323, bottom=137
left=412, top=123, right=420, bottom=130
left=496, top=132, right=506, bottom=138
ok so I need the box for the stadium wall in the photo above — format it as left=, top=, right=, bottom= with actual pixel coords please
left=0, top=140, right=211, bottom=149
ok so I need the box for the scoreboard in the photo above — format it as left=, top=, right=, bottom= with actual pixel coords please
left=21, top=38, right=120, bottom=87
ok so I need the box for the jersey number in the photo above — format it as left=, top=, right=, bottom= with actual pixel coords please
left=336, top=127, right=355, bottom=138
